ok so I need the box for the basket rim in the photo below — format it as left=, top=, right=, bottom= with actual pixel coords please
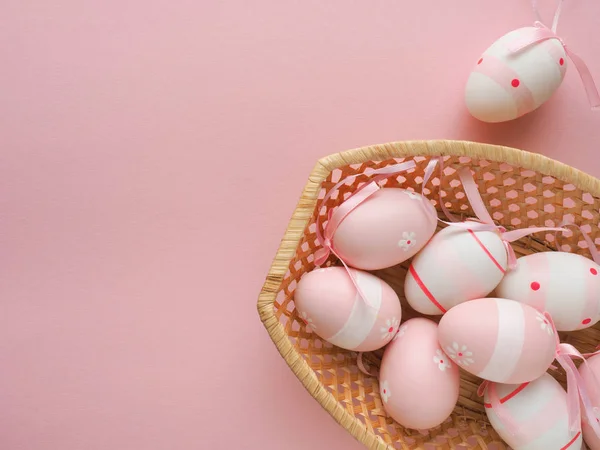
left=256, top=139, right=600, bottom=450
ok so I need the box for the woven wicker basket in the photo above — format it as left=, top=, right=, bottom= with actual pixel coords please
left=257, top=140, right=600, bottom=450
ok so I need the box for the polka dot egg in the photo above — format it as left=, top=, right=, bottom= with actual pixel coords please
left=294, top=266, right=402, bottom=352
left=495, top=252, right=600, bottom=331
left=465, top=27, right=567, bottom=123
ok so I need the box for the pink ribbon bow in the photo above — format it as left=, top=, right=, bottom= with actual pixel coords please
left=441, top=166, right=566, bottom=270
left=314, top=158, right=440, bottom=307
left=507, top=0, right=600, bottom=109
left=481, top=312, right=600, bottom=443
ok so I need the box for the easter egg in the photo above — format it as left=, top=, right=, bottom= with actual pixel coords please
left=578, top=353, right=600, bottom=450
left=484, top=373, right=583, bottom=450
left=438, top=298, right=556, bottom=383
left=379, top=318, right=460, bottom=429
left=465, top=27, right=567, bottom=123
left=332, top=188, right=437, bottom=270
left=404, top=225, right=508, bottom=315
left=496, top=252, right=600, bottom=331
left=294, top=266, right=402, bottom=351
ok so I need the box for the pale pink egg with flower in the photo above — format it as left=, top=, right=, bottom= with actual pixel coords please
left=484, top=373, right=582, bottom=450
left=438, top=298, right=556, bottom=384
left=379, top=318, right=459, bottom=429
left=332, top=188, right=437, bottom=270
left=578, top=352, right=600, bottom=450
left=496, top=251, right=600, bottom=331
left=294, top=266, right=401, bottom=351
left=404, top=225, right=508, bottom=315
left=465, top=27, right=567, bottom=123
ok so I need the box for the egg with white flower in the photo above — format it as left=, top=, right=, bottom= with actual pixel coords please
left=294, top=266, right=402, bottom=351
left=331, top=188, right=437, bottom=270
left=404, top=225, right=508, bottom=315
left=438, top=298, right=556, bottom=384
left=379, top=318, right=460, bottom=429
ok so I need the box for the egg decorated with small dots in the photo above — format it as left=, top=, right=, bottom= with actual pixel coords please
left=294, top=266, right=402, bottom=352
left=404, top=225, right=508, bottom=315
left=578, top=352, right=600, bottom=450
left=495, top=252, right=600, bottom=331
left=484, top=373, right=583, bottom=450
left=332, top=188, right=437, bottom=270
left=379, top=318, right=460, bottom=429
left=465, top=27, right=567, bottom=123
left=438, top=298, right=556, bottom=384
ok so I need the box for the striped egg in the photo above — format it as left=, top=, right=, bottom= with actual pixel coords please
left=294, top=266, right=401, bottom=352
left=465, top=27, right=567, bottom=123
left=333, top=188, right=437, bottom=270
left=484, top=373, right=583, bottom=450
left=496, top=252, right=600, bottom=331
left=578, top=352, right=600, bottom=450
left=404, top=225, right=508, bottom=315
left=438, top=298, right=556, bottom=384
left=379, top=318, right=460, bottom=429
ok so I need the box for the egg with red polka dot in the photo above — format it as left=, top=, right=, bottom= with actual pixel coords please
left=465, top=27, right=567, bottom=123
left=495, top=251, right=600, bottom=331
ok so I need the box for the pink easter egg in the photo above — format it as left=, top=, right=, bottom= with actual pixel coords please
left=465, top=27, right=567, bottom=123
left=333, top=188, right=437, bottom=270
left=578, top=353, right=600, bottom=449
left=379, top=318, right=459, bottom=429
left=496, top=252, right=600, bottom=331
left=404, top=226, right=508, bottom=315
left=294, top=266, right=402, bottom=351
left=484, top=373, right=582, bottom=450
left=438, top=298, right=556, bottom=383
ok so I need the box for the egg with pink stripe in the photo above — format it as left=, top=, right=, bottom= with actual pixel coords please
left=484, top=373, right=583, bottom=450
left=496, top=252, right=600, bottom=331
left=404, top=225, right=508, bottom=315
left=465, top=27, right=567, bottom=123
left=294, top=266, right=402, bottom=352
left=578, top=352, right=600, bottom=450
left=438, top=298, right=556, bottom=384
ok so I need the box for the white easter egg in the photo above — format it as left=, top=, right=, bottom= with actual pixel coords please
left=379, top=318, right=460, bottom=429
left=404, top=225, right=508, bottom=315
left=332, top=188, right=437, bottom=270
left=438, top=298, right=556, bottom=384
left=496, top=252, right=600, bottom=331
left=294, top=266, right=402, bottom=351
left=484, top=373, right=583, bottom=450
left=465, top=27, right=567, bottom=123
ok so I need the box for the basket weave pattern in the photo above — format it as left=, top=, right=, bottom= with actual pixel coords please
left=257, top=141, right=600, bottom=450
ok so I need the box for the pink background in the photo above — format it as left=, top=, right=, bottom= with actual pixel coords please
left=1, top=1, right=599, bottom=449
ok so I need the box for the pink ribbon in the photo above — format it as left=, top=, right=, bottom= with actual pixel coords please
left=481, top=312, right=600, bottom=440
left=441, top=166, right=567, bottom=269
left=507, top=1, right=600, bottom=109
left=555, top=221, right=600, bottom=264
left=314, top=158, right=440, bottom=307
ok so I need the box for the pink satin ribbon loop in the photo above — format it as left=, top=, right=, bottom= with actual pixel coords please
left=445, top=168, right=567, bottom=270
left=507, top=14, right=600, bottom=108
left=556, top=220, right=600, bottom=265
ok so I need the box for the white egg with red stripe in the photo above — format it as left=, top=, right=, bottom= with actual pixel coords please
left=438, top=298, right=556, bottom=384
left=294, top=266, right=402, bottom=352
left=496, top=252, right=600, bottom=331
left=404, top=225, right=508, bottom=315
left=578, top=352, right=600, bottom=450
left=465, top=27, right=567, bottom=123
left=484, top=373, right=583, bottom=450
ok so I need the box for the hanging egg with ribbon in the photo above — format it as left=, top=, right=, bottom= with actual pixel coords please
left=465, top=0, right=600, bottom=123
left=314, top=160, right=439, bottom=271
left=496, top=226, right=600, bottom=331
left=294, top=266, right=402, bottom=352
left=404, top=166, right=565, bottom=315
